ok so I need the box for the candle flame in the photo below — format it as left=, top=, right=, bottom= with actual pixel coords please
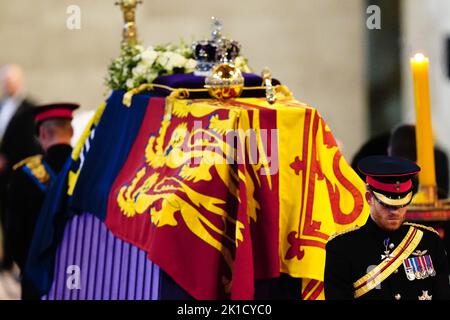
left=413, top=53, right=426, bottom=62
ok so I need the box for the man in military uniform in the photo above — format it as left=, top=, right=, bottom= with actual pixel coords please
left=5, top=103, right=78, bottom=298
left=324, top=155, right=450, bottom=300
left=0, top=64, right=43, bottom=270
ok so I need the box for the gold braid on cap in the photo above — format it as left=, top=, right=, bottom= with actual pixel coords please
left=372, top=190, right=413, bottom=207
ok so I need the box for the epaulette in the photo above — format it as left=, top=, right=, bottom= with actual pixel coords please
left=404, top=222, right=440, bottom=237
left=13, top=155, right=51, bottom=185
left=13, top=155, right=43, bottom=171
left=328, top=225, right=360, bottom=242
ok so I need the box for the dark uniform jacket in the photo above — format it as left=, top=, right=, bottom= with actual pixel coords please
left=325, top=217, right=450, bottom=300
left=6, top=144, right=72, bottom=272
left=0, top=99, right=42, bottom=268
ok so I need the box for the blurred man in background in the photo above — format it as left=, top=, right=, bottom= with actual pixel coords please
left=6, top=103, right=78, bottom=299
left=0, top=64, right=42, bottom=271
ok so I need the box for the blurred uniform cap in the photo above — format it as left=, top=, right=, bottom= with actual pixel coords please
left=34, top=102, right=79, bottom=128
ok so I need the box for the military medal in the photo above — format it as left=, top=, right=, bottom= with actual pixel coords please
left=418, top=256, right=428, bottom=279
left=411, top=257, right=423, bottom=279
left=381, top=238, right=394, bottom=261
left=402, top=259, right=416, bottom=281
left=424, top=255, right=436, bottom=276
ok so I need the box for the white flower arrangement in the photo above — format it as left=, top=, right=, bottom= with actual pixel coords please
left=106, top=41, right=196, bottom=90
left=106, top=40, right=252, bottom=91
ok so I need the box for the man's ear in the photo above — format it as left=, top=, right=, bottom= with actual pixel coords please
left=365, top=190, right=373, bottom=205
left=39, top=125, right=46, bottom=140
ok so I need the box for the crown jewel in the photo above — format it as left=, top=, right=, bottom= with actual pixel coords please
left=192, top=17, right=241, bottom=75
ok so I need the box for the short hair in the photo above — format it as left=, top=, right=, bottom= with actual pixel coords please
left=38, top=118, right=72, bottom=138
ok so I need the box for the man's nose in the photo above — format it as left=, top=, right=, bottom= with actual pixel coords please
left=388, top=206, right=400, bottom=213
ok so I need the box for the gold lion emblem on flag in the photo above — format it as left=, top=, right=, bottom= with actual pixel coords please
left=116, top=100, right=273, bottom=270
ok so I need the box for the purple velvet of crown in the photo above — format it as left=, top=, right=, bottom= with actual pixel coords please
left=191, top=17, right=241, bottom=74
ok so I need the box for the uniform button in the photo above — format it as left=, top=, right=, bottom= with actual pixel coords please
left=395, top=293, right=401, bottom=300
left=394, top=269, right=399, bottom=274
left=389, top=243, right=395, bottom=249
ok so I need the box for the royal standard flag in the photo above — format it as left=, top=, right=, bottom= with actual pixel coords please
left=104, top=93, right=369, bottom=299
left=276, top=101, right=370, bottom=299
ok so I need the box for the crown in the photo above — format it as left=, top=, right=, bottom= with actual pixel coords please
left=192, top=17, right=241, bottom=75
